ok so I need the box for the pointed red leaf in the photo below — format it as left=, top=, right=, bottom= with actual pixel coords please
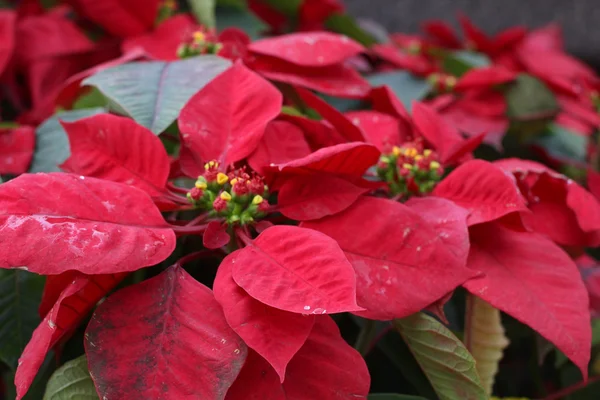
left=250, top=55, right=370, bottom=98
left=16, top=273, right=126, bottom=399
left=303, top=196, right=477, bottom=320
left=68, top=0, right=160, bottom=38
left=345, top=110, right=404, bottom=151
left=278, top=113, right=346, bottom=149
left=370, top=86, right=412, bottom=121
left=0, top=173, right=175, bottom=274
left=0, top=10, right=15, bottom=75
left=204, top=221, right=231, bottom=249
left=214, top=259, right=315, bottom=382
left=521, top=24, right=563, bottom=52
left=273, top=142, right=380, bottom=177
left=0, top=126, right=35, bottom=175
left=422, top=20, right=462, bottom=48
left=179, top=63, right=281, bottom=174
left=248, top=32, right=364, bottom=67
left=465, top=222, right=591, bottom=379
left=295, top=87, right=365, bottom=142
left=433, top=160, right=529, bottom=226
left=60, top=114, right=171, bottom=198
left=122, top=14, right=197, bottom=61
left=372, top=44, right=434, bottom=75
left=458, top=14, right=492, bottom=53
left=228, top=225, right=362, bottom=314
left=455, top=66, right=517, bottom=91
left=226, top=316, right=370, bottom=399
left=588, top=169, right=600, bottom=201
left=38, top=271, right=80, bottom=317
left=85, top=266, right=247, bottom=399
left=247, top=120, right=312, bottom=174
left=277, top=173, right=371, bottom=220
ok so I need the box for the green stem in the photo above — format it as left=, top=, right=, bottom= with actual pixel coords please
left=354, top=319, right=378, bottom=357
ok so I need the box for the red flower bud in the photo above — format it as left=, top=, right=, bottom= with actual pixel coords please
left=247, top=176, right=265, bottom=195
left=212, top=197, right=228, bottom=212
left=189, top=187, right=203, bottom=201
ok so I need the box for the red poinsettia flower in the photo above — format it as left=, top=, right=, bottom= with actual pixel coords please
left=0, top=125, right=35, bottom=175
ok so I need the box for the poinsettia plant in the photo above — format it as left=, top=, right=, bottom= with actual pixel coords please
left=2, top=0, right=600, bottom=399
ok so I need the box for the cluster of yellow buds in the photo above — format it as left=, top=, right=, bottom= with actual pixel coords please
left=376, top=142, right=444, bottom=198
left=427, top=72, right=457, bottom=93
left=177, top=29, right=223, bottom=59
left=187, top=161, right=270, bottom=225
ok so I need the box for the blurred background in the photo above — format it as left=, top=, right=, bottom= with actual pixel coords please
left=343, top=0, right=600, bottom=68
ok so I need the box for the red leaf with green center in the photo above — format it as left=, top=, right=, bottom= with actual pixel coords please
left=248, top=32, right=364, bottom=67
left=60, top=114, right=171, bottom=199
left=344, top=110, right=405, bottom=151
left=204, top=221, right=231, bottom=249
left=228, top=225, right=362, bottom=314
left=249, top=55, right=370, bottom=98
left=0, top=126, right=35, bottom=175
left=295, top=87, right=365, bottom=142
left=464, top=222, right=591, bottom=379
left=214, top=258, right=315, bottom=382
left=433, top=159, right=529, bottom=226
left=225, top=316, right=370, bottom=399
left=15, top=273, right=126, bottom=399
left=68, top=0, right=160, bottom=38
left=178, top=63, right=282, bottom=175
left=0, top=173, right=175, bottom=274
left=86, top=265, right=247, bottom=399
left=277, top=173, right=372, bottom=220
left=302, top=196, right=477, bottom=320
left=495, top=158, right=600, bottom=247
left=247, top=120, right=312, bottom=174
left=0, top=10, right=15, bottom=76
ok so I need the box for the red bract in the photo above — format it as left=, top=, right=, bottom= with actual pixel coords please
left=433, top=159, right=529, bottom=226
left=68, top=0, right=160, bottom=38
left=60, top=114, right=171, bottom=200
left=85, top=266, right=247, bottom=399
left=204, top=221, right=232, bottom=249
left=225, top=317, right=370, bottom=399
left=0, top=173, right=175, bottom=274
left=16, top=273, right=126, bottom=399
left=0, top=125, right=35, bottom=175
left=0, top=10, right=16, bottom=76
left=494, top=159, right=600, bottom=247
left=226, top=225, right=362, bottom=314
left=303, top=196, right=478, bottom=320
left=344, top=110, right=407, bottom=151
left=214, top=259, right=315, bottom=381
left=458, top=14, right=526, bottom=56
left=465, top=222, right=591, bottom=378
left=178, top=63, right=282, bottom=177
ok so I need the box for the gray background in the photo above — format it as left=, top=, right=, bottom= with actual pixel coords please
left=343, top=0, right=600, bottom=67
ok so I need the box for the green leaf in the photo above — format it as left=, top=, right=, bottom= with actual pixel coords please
left=442, top=50, right=491, bottom=77
left=216, top=0, right=246, bottom=8
left=394, top=313, right=488, bottom=400
left=325, top=13, right=379, bottom=47
left=535, top=123, right=588, bottom=163
left=30, top=108, right=107, bottom=173
left=188, top=0, right=216, bottom=28
left=82, top=56, right=231, bottom=135
left=505, top=74, right=559, bottom=121
left=43, top=355, right=98, bottom=400
left=367, top=71, right=432, bottom=111
left=71, top=87, right=108, bottom=110
left=318, top=94, right=364, bottom=113
left=0, top=270, right=45, bottom=369
left=369, top=395, right=428, bottom=400
left=259, top=0, right=301, bottom=16
left=216, top=6, right=267, bottom=39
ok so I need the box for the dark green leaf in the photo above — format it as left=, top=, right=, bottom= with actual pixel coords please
left=188, top=0, right=216, bottom=28
left=442, top=50, right=491, bottom=77
left=394, top=313, right=487, bottom=400
left=216, top=6, right=267, bottom=39
left=506, top=74, right=559, bottom=121
left=29, top=108, right=106, bottom=173
left=259, top=0, right=301, bottom=16
left=216, top=0, right=246, bottom=9
left=71, top=87, right=107, bottom=110
left=325, top=13, right=379, bottom=47
left=82, top=56, right=231, bottom=135
left=43, top=355, right=98, bottom=400
left=369, top=395, right=428, bottom=400
left=535, top=123, right=588, bottom=163
left=0, top=270, right=44, bottom=369
left=367, top=71, right=432, bottom=110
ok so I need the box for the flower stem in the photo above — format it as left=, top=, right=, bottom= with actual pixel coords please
left=354, top=319, right=378, bottom=357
